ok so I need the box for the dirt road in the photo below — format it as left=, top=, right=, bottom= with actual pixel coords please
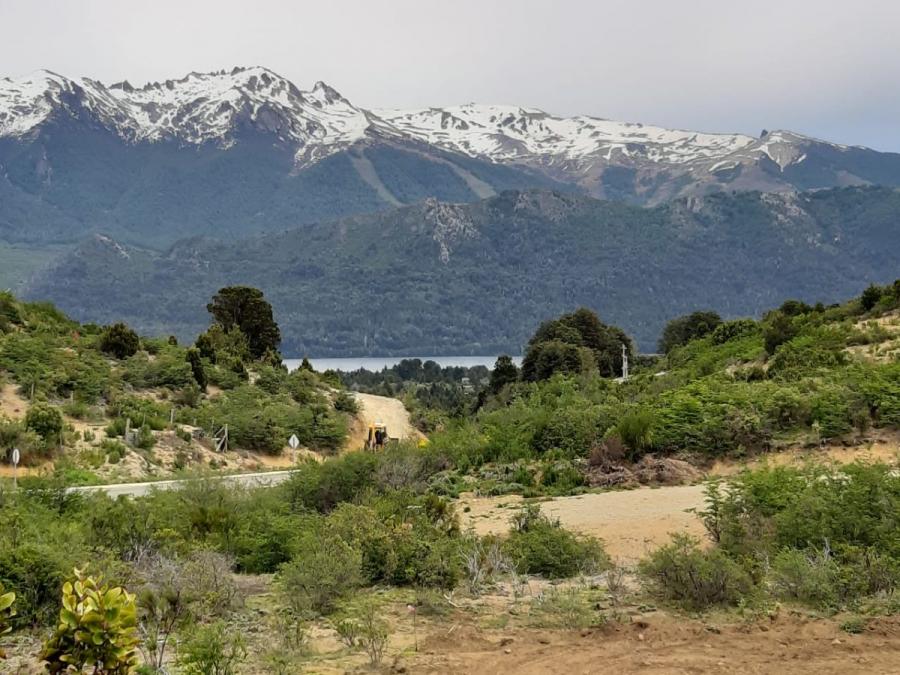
left=344, top=392, right=422, bottom=450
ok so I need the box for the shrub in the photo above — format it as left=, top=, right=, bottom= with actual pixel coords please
left=108, top=395, right=169, bottom=431
left=522, top=340, right=593, bottom=382
left=0, top=419, right=42, bottom=464
left=135, top=424, right=155, bottom=451
left=531, top=406, right=603, bottom=458
left=860, top=284, right=884, bottom=311
left=769, top=548, right=842, bottom=610
left=277, top=535, right=362, bottom=616
left=503, top=507, right=607, bottom=578
left=529, top=587, right=600, bottom=629
left=0, top=542, right=70, bottom=628
left=123, top=349, right=194, bottom=389
left=333, top=390, right=359, bottom=414
left=638, top=534, right=755, bottom=611
left=356, top=599, right=389, bottom=667
left=615, top=409, right=656, bottom=459
left=285, top=452, right=380, bottom=513
left=659, top=311, right=722, bottom=354
left=101, top=439, right=128, bottom=464
left=100, top=322, right=140, bottom=359
left=763, top=312, right=799, bottom=355
left=40, top=569, right=139, bottom=674
left=0, top=583, right=14, bottom=659
left=186, top=347, right=207, bottom=390
left=179, top=621, right=246, bottom=675
left=25, top=403, right=63, bottom=447
left=712, top=319, right=759, bottom=345
left=540, top=460, right=586, bottom=493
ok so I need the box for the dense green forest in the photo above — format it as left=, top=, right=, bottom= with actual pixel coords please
left=22, top=186, right=900, bottom=354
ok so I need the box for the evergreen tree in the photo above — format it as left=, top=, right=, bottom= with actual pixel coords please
left=489, top=355, right=519, bottom=394
left=207, top=287, right=281, bottom=360
left=100, top=322, right=140, bottom=359
left=186, top=347, right=207, bottom=391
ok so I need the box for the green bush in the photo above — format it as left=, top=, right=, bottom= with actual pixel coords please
left=122, top=349, right=194, bottom=389
left=770, top=548, right=843, bottom=610
left=99, top=322, right=140, bottom=359
left=0, top=419, right=42, bottom=464
left=659, top=311, right=722, bottom=354
left=179, top=621, right=246, bottom=675
left=539, top=460, right=586, bottom=493
left=638, top=534, right=756, bottom=611
left=711, top=319, right=759, bottom=345
left=24, top=403, right=63, bottom=448
left=101, top=439, right=128, bottom=464
left=0, top=582, right=14, bottom=659
left=278, top=535, right=362, bottom=616
left=285, top=452, right=380, bottom=513
left=615, top=408, right=656, bottom=458
left=503, top=506, right=607, bottom=578
left=860, top=284, right=884, bottom=311
left=108, top=395, right=169, bottom=431
left=763, top=312, right=799, bottom=355
left=333, top=390, right=359, bottom=414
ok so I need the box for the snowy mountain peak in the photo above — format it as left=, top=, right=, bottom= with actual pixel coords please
left=378, top=104, right=759, bottom=167
left=0, top=67, right=888, bottom=201
left=0, top=67, right=390, bottom=167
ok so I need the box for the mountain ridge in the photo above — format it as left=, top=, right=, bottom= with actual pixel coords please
left=4, top=66, right=900, bottom=211
left=23, top=185, right=900, bottom=355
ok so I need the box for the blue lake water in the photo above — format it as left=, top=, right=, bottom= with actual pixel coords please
left=284, top=355, right=521, bottom=373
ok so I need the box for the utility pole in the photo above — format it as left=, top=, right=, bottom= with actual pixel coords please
left=621, top=343, right=629, bottom=381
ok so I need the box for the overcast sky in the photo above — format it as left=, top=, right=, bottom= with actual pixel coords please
left=2, top=0, right=899, bottom=150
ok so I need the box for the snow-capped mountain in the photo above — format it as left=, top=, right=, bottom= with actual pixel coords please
left=2, top=66, right=900, bottom=248
left=377, top=104, right=757, bottom=166
left=0, top=67, right=406, bottom=169
left=376, top=105, right=886, bottom=201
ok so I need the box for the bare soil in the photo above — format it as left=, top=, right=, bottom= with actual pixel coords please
left=403, top=612, right=900, bottom=675
left=344, top=392, right=423, bottom=451
left=0, top=381, right=27, bottom=420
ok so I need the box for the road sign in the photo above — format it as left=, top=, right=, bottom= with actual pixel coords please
left=11, top=448, right=19, bottom=466
left=288, top=434, right=300, bottom=450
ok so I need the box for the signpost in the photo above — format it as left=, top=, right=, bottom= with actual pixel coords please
left=288, top=434, right=299, bottom=463
left=11, top=447, right=19, bottom=490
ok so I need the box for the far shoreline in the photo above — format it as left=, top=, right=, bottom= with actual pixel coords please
left=284, top=355, right=522, bottom=373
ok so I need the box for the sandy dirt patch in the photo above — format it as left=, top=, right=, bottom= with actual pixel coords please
left=461, top=436, right=900, bottom=564
left=0, top=382, right=28, bottom=420
left=460, top=485, right=708, bottom=564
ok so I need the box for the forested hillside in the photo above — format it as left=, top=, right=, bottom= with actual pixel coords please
left=25, top=186, right=900, bottom=354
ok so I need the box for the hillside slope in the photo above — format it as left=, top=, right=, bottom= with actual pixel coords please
left=24, top=186, right=900, bottom=354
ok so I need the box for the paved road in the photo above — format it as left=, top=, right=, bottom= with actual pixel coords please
left=66, top=469, right=297, bottom=498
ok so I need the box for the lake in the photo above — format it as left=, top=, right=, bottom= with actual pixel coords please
left=284, top=355, right=521, bottom=373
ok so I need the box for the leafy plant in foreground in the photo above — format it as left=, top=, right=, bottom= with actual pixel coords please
left=40, top=569, right=139, bottom=674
